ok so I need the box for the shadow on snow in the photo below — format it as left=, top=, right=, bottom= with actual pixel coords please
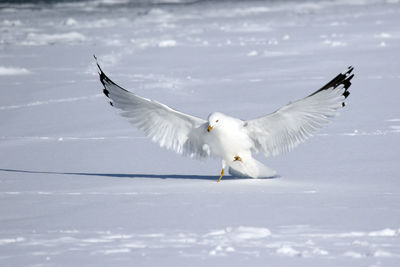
left=0, top=168, right=279, bottom=181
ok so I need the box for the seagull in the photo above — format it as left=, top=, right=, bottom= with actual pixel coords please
left=96, top=60, right=354, bottom=182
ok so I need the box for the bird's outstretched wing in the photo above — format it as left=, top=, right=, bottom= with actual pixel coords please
left=245, top=66, right=354, bottom=157
left=97, top=63, right=209, bottom=159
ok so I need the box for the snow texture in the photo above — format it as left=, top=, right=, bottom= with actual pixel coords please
left=0, top=0, right=400, bottom=266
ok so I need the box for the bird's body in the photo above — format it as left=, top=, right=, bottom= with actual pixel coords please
left=205, top=113, right=251, bottom=159
left=204, top=112, right=277, bottom=179
left=96, top=59, right=354, bottom=182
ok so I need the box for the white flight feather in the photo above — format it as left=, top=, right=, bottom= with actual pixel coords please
left=100, top=72, right=209, bottom=159
left=245, top=83, right=348, bottom=157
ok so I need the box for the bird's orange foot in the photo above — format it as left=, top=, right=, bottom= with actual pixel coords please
left=217, top=168, right=225, bottom=183
left=233, top=155, right=243, bottom=162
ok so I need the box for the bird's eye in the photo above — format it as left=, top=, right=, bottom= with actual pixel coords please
left=216, top=120, right=219, bottom=123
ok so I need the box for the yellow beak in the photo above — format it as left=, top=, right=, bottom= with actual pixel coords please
left=207, top=125, right=213, bottom=132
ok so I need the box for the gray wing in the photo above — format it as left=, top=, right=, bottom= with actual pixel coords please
left=97, top=63, right=209, bottom=159
left=245, top=67, right=354, bottom=157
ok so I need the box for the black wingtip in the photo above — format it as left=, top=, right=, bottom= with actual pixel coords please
left=94, top=57, right=114, bottom=88
left=346, top=66, right=354, bottom=73
left=310, top=66, right=355, bottom=101
left=343, top=73, right=354, bottom=90
left=94, top=54, right=102, bottom=74
left=94, top=55, right=112, bottom=99
left=103, top=88, right=110, bottom=98
left=94, top=55, right=131, bottom=106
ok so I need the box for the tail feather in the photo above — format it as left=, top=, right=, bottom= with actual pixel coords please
left=228, top=158, right=277, bottom=178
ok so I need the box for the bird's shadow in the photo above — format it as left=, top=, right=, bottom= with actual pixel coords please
left=0, top=168, right=279, bottom=181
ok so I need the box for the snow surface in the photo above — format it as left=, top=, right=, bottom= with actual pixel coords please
left=0, top=0, right=400, bottom=266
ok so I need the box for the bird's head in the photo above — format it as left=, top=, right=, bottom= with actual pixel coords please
left=207, top=112, right=224, bottom=133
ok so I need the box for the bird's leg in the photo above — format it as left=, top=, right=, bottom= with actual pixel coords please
left=217, top=169, right=224, bottom=183
left=218, top=160, right=226, bottom=183
left=233, top=155, right=243, bottom=162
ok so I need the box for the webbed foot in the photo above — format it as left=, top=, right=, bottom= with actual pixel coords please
left=217, top=168, right=225, bottom=183
left=233, top=155, right=243, bottom=162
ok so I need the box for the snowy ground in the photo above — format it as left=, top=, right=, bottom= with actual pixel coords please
left=1, top=0, right=400, bottom=266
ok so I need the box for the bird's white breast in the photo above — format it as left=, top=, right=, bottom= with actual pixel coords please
left=205, top=119, right=253, bottom=159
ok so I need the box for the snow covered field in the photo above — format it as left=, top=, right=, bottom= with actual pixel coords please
left=1, top=0, right=400, bottom=266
